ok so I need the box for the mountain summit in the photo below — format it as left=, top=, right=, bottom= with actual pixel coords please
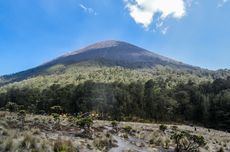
left=44, top=40, right=193, bottom=69
left=0, top=40, right=199, bottom=86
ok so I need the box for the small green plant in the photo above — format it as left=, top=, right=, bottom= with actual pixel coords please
left=111, top=121, right=118, bottom=128
left=75, top=116, right=93, bottom=129
left=159, top=124, right=167, bottom=132
left=93, top=136, right=115, bottom=151
left=123, top=126, right=132, bottom=133
left=52, top=113, right=60, bottom=124
left=52, top=113, right=62, bottom=130
left=53, top=138, right=76, bottom=152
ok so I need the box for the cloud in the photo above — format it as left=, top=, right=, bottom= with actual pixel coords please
left=79, top=4, right=97, bottom=15
left=124, top=0, right=187, bottom=33
left=217, top=0, right=229, bottom=7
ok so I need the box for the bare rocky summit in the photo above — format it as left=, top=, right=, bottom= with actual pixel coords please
left=45, top=40, right=194, bottom=69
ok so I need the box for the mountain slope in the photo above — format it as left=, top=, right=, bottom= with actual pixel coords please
left=0, top=40, right=221, bottom=87
left=44, top=40, right=196, bottom=69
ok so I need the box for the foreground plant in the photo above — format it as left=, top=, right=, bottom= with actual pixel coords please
left=159, top=124, right=167, bottom=133
left=171, top=131, right=206, bottom=152
left=75, top=116, right=93, bottom=129
left=53, top=138, right=76, bottom=152
left=18, top=110, right=26, bottom=129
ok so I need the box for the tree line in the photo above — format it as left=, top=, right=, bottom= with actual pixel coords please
left=0, top=77, right=230, bottom=131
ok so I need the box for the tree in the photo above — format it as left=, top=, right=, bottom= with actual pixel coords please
left=144, top=79, right=157, bottom=119
left=5, top=102, right=18, bottom=112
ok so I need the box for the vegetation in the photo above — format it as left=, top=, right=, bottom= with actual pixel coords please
left=159, top=124, right=168, bottom=132
left=171, top=131, right=206, bottom=152
left=75, top=115, right=93, bottom=129
left=53, top=138, right=76, bottom=152
left=0, top=76, right=230, bottom=131
left=0, top=111, right=229, bottom=152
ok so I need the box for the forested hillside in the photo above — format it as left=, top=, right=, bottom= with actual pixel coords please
left=0, top=40, right=230, bottom=132
left=1, top=40, right=229, bottom=87
left=1, top=74, right=230, bottom=131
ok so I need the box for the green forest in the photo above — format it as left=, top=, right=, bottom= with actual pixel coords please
left=0, top=73, right=230, bottom=132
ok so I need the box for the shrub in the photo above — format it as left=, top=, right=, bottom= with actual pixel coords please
left=93, top=136, right=115, bottom=151
left=171, top=125, right=178, bottom=131
left=52, top=113, right=60, bottom=123
left=50, top=106, right=63, bottom=114
left=159, top=124, right=167, bottom=132
left=75, top=116, right=93, bottom=129
left=18, top=110, right=26, bottom=129
left=5, top=102, right=18, bottom=112
left=20, top=134, right=37, bottom=150
left=111, top=121, right=118, bottom=128
left=123, top=126, right=132, bottom=133
left=171, top=131, right=206, bottom=152
left=53, top=138, right=76, bottom=152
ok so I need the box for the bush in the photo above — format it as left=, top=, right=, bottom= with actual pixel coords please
left=93, top=136, right=116, bottom=151
left=52, top=113, right=60, bottom=122
left=5, top=102, right=18, bottom=112
left=111, top=121, right=118, bottom=128
left=159, top=124, right=167, bottom=132
left=50, top=106, right=63, bottom=114
left=171, top=125, right=178, bottom=131
left=171, top=131, right=206, bottom=152
left=76, top=116, right=93, bottom=129
left=20, top=134, right=37, bottom=149
left=123, top=126, right=132, bottom=133
left=53, top=138, right=76, bottom=152
left=18, top=110, right=26, bottom=129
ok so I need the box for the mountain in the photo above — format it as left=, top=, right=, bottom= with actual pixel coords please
left=43, top=40, right=196, bottom=69
left=0, top=40, right=225, bottom=87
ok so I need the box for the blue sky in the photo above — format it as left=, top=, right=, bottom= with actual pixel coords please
left=0, top=0, right=229, bottom=75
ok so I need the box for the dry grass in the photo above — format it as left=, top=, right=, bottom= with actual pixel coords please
left=0, top=111, right=229, bottom=152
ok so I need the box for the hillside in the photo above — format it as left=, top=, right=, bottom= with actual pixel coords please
left=0, top=40, right=210, bottom=87
left=44, top=40, right=195, bottom=69
left=0, top=111, right=229, bottom=152
left=0, top=40, right=230, bottom=132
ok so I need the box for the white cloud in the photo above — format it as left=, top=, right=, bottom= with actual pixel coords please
left=124, top=0, right=187, bottom=33
left=217, top=0, right=229, bottom=7
left=79, top=4, right=97, bottom=15
left=161, top=26, right=169, bottom=35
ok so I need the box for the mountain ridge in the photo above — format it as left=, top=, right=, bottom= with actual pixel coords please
left=0, top=40, right=224, bottom=87
left=41, top=40, right=198, bottom=69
